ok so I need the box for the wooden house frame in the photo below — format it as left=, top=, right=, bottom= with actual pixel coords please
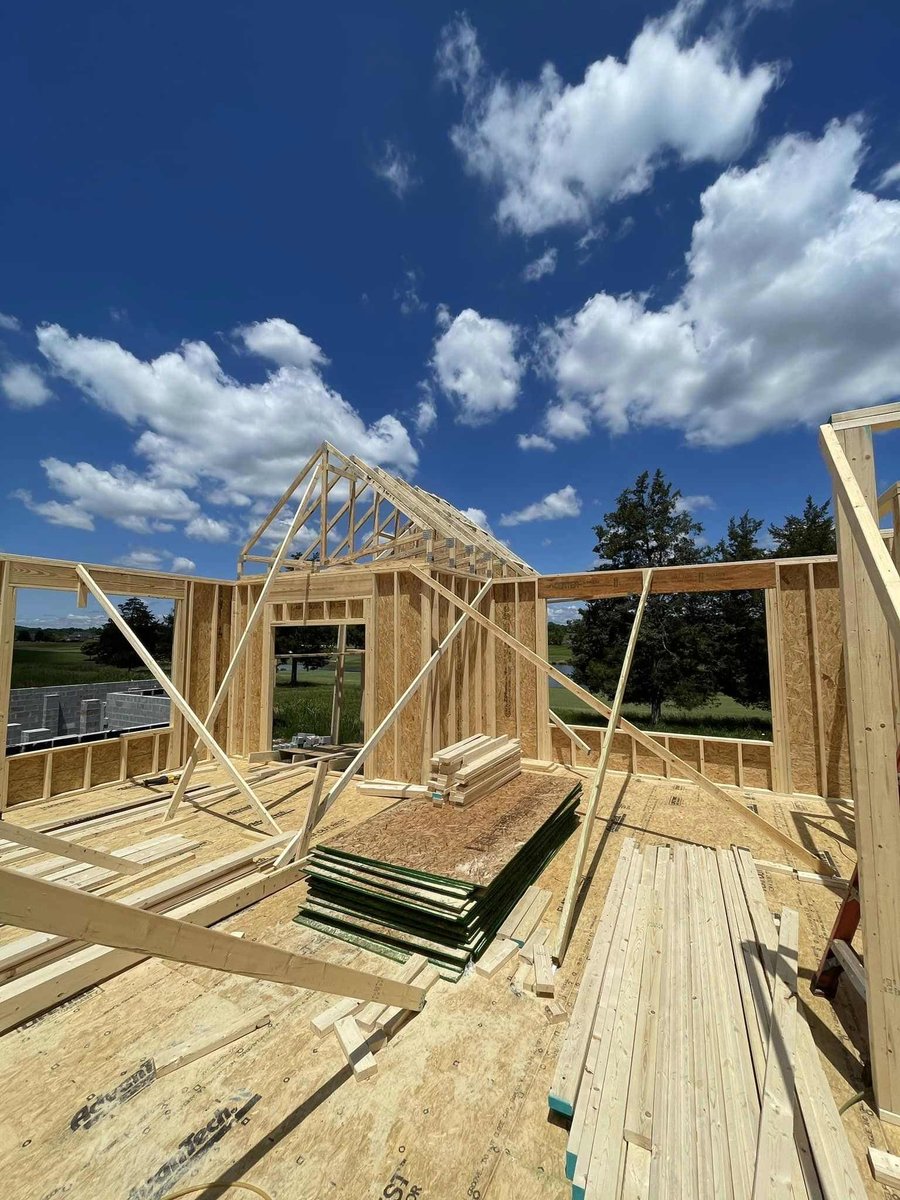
left=5, top=408, right=900, bottom=1162
left=0, top=446, right=854, bottom=814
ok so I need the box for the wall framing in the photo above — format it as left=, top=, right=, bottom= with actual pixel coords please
left=0, top=550, right=852, bottom=809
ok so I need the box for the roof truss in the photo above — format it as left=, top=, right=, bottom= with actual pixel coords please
left=239, top=443, right=535, bottom=578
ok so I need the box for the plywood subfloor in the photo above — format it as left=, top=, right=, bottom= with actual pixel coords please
left=0, top=767, right=895, bottom=1199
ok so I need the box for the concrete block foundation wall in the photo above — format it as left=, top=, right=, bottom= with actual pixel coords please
left=105, top=691, right=170, bottom=732
left=7, top=679, right=170, bottom=747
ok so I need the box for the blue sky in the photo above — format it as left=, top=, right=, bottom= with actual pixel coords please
left=3, top=0, right=900, bottom=625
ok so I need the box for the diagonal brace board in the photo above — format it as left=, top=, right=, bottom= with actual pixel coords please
left=555, top=569, right=652, bottom=961
left=164, top=470, right=320, bottom=822
left=0, top=820, right=146, bottom=875
left=273, top=576, right=494, bottom=868
left=548, top=709, right=593, bottom=756
left=407, top=565, right=828, bottom=875
left=0, top=866, right=426, bottom=1010
left=76, top=566, right=281, bottom=836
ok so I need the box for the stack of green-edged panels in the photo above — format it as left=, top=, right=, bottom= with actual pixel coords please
left=294, top=771, right=581, bottom=980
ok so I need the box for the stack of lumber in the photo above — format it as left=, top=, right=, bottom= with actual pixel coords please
left=296, top=772, right=580, bottom=980
left=0, top=831, right=302, bottom=1032
left=309, top=952, right=440, bottom=1080
left=428, top=734, right=521, bottom=806
left=549, top=838, right=866, bottom=1200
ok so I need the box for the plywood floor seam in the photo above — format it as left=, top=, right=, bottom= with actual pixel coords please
left=0, top=765, right=894, bottom=1199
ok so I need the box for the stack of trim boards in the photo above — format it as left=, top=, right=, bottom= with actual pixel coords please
left=428, top=735, right=521, bottom=806
left=295, top=771, right=579, bottom=980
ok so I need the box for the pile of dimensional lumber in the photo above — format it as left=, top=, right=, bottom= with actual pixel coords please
left=428, top=734, right=521, bottom=806
left=309, top=952, right=440, bottom=1080
left=0, top=830, right=302, bottom=1034
left=550, top=837, right=866, bottom=1200
left=295, top=771, right=580, bottom=980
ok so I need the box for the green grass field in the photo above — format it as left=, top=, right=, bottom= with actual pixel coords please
left=272, top=661, right=364, bottom=743
left=11, top=642, right=162, bottom=688
left=271, top=648, right=771, bottom=744
left=546, top=643, right=771, bottom=739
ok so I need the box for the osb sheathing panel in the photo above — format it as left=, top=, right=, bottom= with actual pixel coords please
left=395, top=572, right=425, bottom=782
left=609, top=730, right=632, bottom=773
left=242, top=583, right=266, bottom=754
left=516, top=581, right=539, bottom=758
left=228, top=586, right=249, bottom=757
left=813, top=561, right=852, bottom=799
left=186, top=582, right=215, bottom=762
left=89, top=739, right=122, bottom=788
left=493, top=583, right=518, bottom=739
left=435, top=582, right=453, bottom=751
left=702, top=739, right=740, bottom=786
left=223, top=581, right=269, bottom=759
left=668, top=737, right=703, bottom=778
left=634, top=741, right=666, bottom=778
left=741, top=740, right=773, bottom=790
left=6, top=753, right=45, bottom=805
left=372, top=573, right=396, bottom=780
left=780, top=565, right=820, bottom=796
left=125, top=736, right=153, bottom=777
left=213, top=584, right=233, bottom=747
left=47, top=745, right=86, bottom=797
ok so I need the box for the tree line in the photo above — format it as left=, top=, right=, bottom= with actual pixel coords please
left=80, top=598, right=174, bottom=668
left=568, top=471, right=835, bottom=725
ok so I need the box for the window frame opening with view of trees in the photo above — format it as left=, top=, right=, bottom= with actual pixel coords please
left=8, top=592, right=175, bottom=752
left=271, top=623, right=365, bottom=747
left=552, top=471, right=835, bottom=742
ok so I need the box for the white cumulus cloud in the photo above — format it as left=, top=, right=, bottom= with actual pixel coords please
left=414, top=391, right=437, bottom=434
left=1, top=362, right=52, bottom=408
left=235, top=318, right=327, bottom=368
left=876, top=161, right=900, bottom=191
left=11, top=489, right=96, bottom=530
left=374, top=141, right=418, bottom=198
left=431, top=307, right=523, bottom=425
left=517, top=433, right=555, bottom=451
left=540, top=120, right=900, bottom=447
left=522, top=248, right=557, bottom=282
left=37, top=458, right=199, bottom=533
left=185, top=514, right=233, bottom=542
left=460, top=506, right=492, bottom=533
left=170, top=556, right=196, bottom=573
left=544, top=399, right=592, bottom=441
left=675, top=493, right=715, bottom=514
left=35, top=319, right=417, bottom=506
left=439, top=7, right=776, bottom=235
left=500, top=484, right=581, bottom=526
left=0, top=313, right=21, bottom=332
left=117, top=549, right=165, bottom=569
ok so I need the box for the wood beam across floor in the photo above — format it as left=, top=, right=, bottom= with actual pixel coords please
left=0, top=866, right=427, bottom=1010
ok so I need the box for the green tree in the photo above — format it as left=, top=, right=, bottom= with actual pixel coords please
left=569, top=470, right=717, bottom=725
left=82, top=597, right=166, bottom=669
left=274, top=625, right=336, bottom=685
left=711, top=512, right=769, bottom=707
left=547, top=621, right=569, bottom=647
left=769, top=496, right=835, bottom=557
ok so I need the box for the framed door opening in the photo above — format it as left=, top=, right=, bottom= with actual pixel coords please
left=269, top=621, right=366, bottom=752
